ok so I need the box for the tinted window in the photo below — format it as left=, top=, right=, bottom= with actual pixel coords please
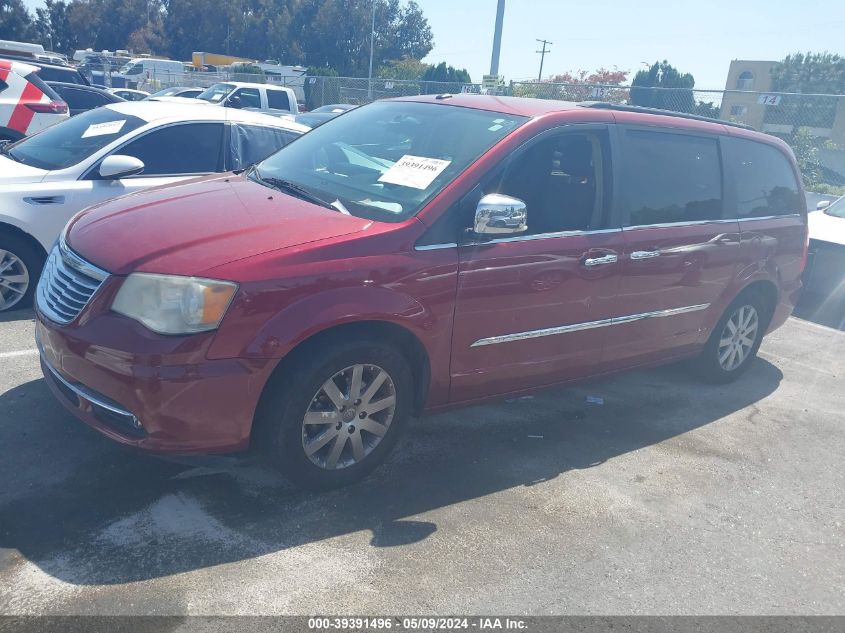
left=623, top=129, right=722, bottom=226
left=56, top=87, right=112, bottom=110
left=0, top=79, right=7, bottom=93
left=726, top=137, right=802, bottom=218
left=492, top=131, right=609, bottom=234
left=26, top=73, right=61, bottom=100
left=231, top=88, right=261, bottom=109
left=117, top=123, right=224, bottom=175
left=229, top=124, right=299, bottom=169
left=267, top=89, right=290, bottom=111
left=4, top=108, right=146, bottom=170
left=34, top=66, right=84, bottom=84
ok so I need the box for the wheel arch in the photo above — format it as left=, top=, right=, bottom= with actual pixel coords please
left=0, top=221, right=49, bottom=261
left=735, top=278, right=779, bottom=327
left=252, top=319, right=432, bottom=446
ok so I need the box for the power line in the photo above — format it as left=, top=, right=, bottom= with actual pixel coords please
left=536, top=38, right=552, bottom=81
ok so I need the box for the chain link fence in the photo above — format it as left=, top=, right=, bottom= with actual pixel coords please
left=125, top=70, right=845, bottom=191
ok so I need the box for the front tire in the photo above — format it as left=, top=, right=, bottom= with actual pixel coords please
left=0, top=234, right=43, bottom=312
left=256, top=339, right=414, bottom=490
left=693, top=291, right=769, bottom=384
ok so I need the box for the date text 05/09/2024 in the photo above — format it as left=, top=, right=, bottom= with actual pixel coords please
left=307, top=617, right=528, bottom=631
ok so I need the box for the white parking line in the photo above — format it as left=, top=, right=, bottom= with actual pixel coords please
left=0, top=349, right=39, bottom=359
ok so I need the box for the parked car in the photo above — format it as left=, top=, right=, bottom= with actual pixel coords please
left=195, top=82, right=299, bottom=116
left=0, top=101, right=308, bottom=310
left=0, top=54, right=89, bottom=86
left=296, top=104, right=356, bottom=128
left=108, top=88, right=150, bottom=101
left=0, top=60, right=68, bottom=141
left=146, top=86, right=203, bottom=100
left=804, top=196, right=845, bottom=299
left=33, top=95, right=808, bottom=489
left=47, top=82, right=125, bottom=116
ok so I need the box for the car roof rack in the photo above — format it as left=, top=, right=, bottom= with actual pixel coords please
left=579, top=101, right=754, bottom=130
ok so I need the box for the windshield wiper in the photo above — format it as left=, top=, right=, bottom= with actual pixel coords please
left=253, top=170, right=338, bottom=211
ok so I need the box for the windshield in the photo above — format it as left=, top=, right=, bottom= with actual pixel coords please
left=825, top=196, right=845, bottom=219
left=197, top=83, right=235, bottom=103
left=4, top=108, right=146, bottom=170
left=149, top=87, right=181, bottom=98
left=254, top=101, right=526, bottom=222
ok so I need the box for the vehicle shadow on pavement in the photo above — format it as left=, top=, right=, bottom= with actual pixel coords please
left=0, top=308, right=35, bottom=324
left=0, top=358, right=783, bottom=586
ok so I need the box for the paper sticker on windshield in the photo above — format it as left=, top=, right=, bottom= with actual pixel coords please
left=81, top=120, right=126, bottom=138
left=378, top=155, right=451, bottom=190
left=210, top=93, right=225, bottom=101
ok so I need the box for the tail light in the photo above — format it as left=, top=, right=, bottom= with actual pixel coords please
left=26, top=100, right=68, bottom=115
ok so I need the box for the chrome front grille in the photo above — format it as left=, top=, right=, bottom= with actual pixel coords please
left=36, top=238, right=108, bottom=324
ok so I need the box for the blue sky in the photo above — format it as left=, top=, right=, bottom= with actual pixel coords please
left=22, top=0, right=845, bottom=88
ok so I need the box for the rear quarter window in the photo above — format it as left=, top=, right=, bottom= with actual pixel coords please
left=267, top=89, right=291, bottom=111
left=725, top=137, right=802, bottom=218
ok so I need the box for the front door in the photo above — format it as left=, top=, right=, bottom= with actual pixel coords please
left=603, top=127, right=740, bottom=366
left=450, top=127, right=623, bottom=402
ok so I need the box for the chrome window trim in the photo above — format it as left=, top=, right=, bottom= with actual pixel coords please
left=470, top=303, right=710, bottom=348
left=39, top=343, right=141, bottom=429
left=464, top=227, right=622, bottom=246
left=625, top=214, right=801, bottom=230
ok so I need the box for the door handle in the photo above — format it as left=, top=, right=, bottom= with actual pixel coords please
left=630, top=250, right=660, bottom=260
left=583, top=253, right=618, bottom=267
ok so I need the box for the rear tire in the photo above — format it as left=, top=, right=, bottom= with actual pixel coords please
left=0, top=233, right=43, bottom=312
left=255, top=339, right=414, bottom=490
left=692, top=291, right=770, bottom=384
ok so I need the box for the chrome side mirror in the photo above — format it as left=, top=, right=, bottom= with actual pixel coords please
left=816, top=200, right=831, bottom=211
left=473, top=194, right=528, bottom=235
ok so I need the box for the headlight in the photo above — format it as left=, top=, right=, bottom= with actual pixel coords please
left=112, top=273, right=238, bottom=335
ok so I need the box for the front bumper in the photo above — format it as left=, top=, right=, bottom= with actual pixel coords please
left=36, top=311, right=276, bottom=454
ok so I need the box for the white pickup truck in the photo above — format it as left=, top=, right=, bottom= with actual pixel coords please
left=154, top=82, right=300, bottom=117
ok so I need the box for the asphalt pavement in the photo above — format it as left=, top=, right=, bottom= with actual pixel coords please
left=0, top=305, right=842, bottom=616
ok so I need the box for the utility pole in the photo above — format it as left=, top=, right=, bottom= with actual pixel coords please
left=536, top=39, right=552, bottom=81
left=489, top=0, right=505, bottom=76
left=367, top=0, right=376, bottom=99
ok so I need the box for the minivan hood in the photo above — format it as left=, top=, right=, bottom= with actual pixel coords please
left=66, top=174, right=374, bottom=276
left=0, top=155, right=48, bottom=184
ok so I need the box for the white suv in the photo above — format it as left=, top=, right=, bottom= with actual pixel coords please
left=0, top=60, right=69, bottom=142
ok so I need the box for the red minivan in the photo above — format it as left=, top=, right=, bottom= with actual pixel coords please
left=34, top=95, right=808, bottom=488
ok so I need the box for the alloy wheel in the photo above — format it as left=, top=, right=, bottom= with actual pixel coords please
left=718, top=305, right=759, bottom=371
left=0, top=249, right=30, bottom=311
left=301, top=364, right=397, bottom=470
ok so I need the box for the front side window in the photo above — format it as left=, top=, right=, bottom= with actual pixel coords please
left=725, top=137, right=801, bottom=218
left=229, top=125, right=299, bottom=169
left=622, top=129, right=722, bottom=226
left=485, top=131, right=609, bottom=235
left=255, top=101, right=526, bottom=222
left=3, top=108, right=147, bottom=170
left=116, top=123, right=224, bottom=175
left=123, top=64, right=143, bottom=76
left=230, top=88, right=261, bottom=109
left=197, top=83, right=235, bottom=103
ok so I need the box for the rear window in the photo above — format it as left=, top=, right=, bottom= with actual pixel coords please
left=622, top=129, right=723, bottom=226
left=32, top=66, right=85, bottom=85
left=725, top=137, right=802, bottom=218
left=4, top=107, right=146, bottom=170
left=267, top=89, right=291, bottom=111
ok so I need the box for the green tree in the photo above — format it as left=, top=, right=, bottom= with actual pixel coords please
left=771, top=52, right=845, bottom=94
left=630, top=60, right=695, bottom=112
left=377, top=57, right=430, bottom=80
left=789, top=127, right=824, bottom=188
left=34, top=0, right=75, bottom=53
left=421, top=61, right=471, bottom=83
left=0, top=0, right=34, bottom=41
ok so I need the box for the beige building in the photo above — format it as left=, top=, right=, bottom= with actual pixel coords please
left=720, top=59, right=845, bottom=147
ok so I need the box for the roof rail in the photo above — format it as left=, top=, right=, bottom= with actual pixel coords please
left=579, top=101, right=754, bottom=130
